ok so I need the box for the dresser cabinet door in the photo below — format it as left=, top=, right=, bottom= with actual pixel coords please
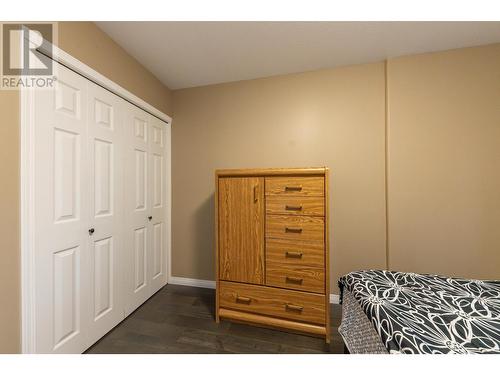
left=218, top=177, right=265, bottom=284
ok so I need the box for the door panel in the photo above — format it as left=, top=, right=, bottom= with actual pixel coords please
left=34, top=64, right=89, bottom=353
left=134, top=226, right=147, bottom=291
left=52, top=245, right=80, bottom=349
left=124, top=104, right=152, bottom=314
left=93, top=139, right=113, bottom=216
left=54, top=80, right=81, bottom=118
left=152, top=154, right=163, bottom=208
left=124, top=108, right=168, bottom=311
left=152, top=222, right=163, bottom=279
left=53, top=128, right=80, bottom=222
left=218, top=177, right=265, bottom=284
left=86, top=81, right=124, bottom=345
left=134, top=117, right=147, bottom=142
left=93, top=237, right=112, bottom=319
left=148, top=116, right=167, bottom=293
left=32, top=61, right=169, bottom=353
left=134, top=149, right=147, bottom=210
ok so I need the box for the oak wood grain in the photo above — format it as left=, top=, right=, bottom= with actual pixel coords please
left=218, top=308, right=327, bottom=337
left=266, top=214, right=324, bottom=242
left=216, top=167, right=327, bottom=177
left=218, top=177, right=265, bottom=284
left=215, top=171, right=220, bottom=322
left=219, top=281, right=326, bottom=325
left=265, top=176, right=324, bottom=196
left=266, top=195, right=325, bottom=216
left=324, top=168, right=331, bottom=343
left=216, top=168, right=330, bottom=342
left=266, top=262, right=325, bottom=294
left=266, top=238, right=324, bottom=268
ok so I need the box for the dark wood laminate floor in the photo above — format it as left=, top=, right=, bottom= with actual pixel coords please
left=85, top=284, right=344, bottom=354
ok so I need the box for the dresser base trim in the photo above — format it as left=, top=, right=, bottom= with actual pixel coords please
left=219, top=308, right=328, bottom=339
left=168, top=277, right=340, bottom=304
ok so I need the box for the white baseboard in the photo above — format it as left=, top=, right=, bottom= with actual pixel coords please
left=168, top=276, right=216, bottom=289
left=168, top=276, right=341, bottom=304
left=330, top=294, right=340, bottom=304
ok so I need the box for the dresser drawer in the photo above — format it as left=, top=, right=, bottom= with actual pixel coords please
left=266, top=195, right=324, bottom=216
left=265, top=177, right=324, bottom=197
left=266, top=238, right=324, bottom=268
left=266, top=263, right=325, bottom=293
left=266, top=215, right=324, bottom=242
left=219, top=281, right=325, bottom=325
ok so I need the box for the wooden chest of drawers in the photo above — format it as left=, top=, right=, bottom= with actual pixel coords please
left=215, top=168, right=330, bottom=342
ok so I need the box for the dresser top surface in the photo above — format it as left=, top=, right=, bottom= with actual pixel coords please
left=215, top=167, right=328, bottom=177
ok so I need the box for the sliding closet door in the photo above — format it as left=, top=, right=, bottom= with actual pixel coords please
left=31, top=60, right=170, bottom=352
left=86, top=82, right=125, bottom=344
left=34, top=64, right=90, bottom=353
left=124, top=104, right=152, bottom=314
left=148, top=116, right=167, bottom=294
left=123, top=105, right=169, bottom=313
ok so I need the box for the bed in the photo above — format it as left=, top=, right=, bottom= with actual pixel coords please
left=338, top=270, right=500, bottom=354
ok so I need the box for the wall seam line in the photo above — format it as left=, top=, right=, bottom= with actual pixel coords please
left=384, top=59, right=390, bottom=271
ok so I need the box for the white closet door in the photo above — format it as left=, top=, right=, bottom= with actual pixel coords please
left=86, top=82, right=125, bottom=344
left=34, top=64, right=90, bottom=353
left=124, top=104, right=152, bottom=314
left=148, top=115, right=167, bottom=294
left=30, top=60, right=170, bottom=353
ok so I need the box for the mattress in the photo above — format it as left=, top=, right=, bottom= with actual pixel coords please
left=339, top=270, right=500, bottom=354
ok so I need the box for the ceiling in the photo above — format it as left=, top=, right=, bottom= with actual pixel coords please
left=96, top=22, right=500, bottom=90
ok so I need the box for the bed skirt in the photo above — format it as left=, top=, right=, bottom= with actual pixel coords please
left=338, top=289, right=388, bottom=354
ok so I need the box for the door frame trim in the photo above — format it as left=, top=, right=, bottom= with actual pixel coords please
left=20, top=32, right=172, bottom=353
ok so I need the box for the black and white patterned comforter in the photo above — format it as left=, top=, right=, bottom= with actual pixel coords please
left=339, top=270, right=500, bottom=354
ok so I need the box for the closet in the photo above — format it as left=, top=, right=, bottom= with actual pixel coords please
left=215, top=168, right=330, bottom=342
left=31, top=63, right=169, bottom=353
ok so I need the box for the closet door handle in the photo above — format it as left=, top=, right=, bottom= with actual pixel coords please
left=285, top=227, right=302, bottom=233
left=285, top=251, right=303, bottom=259
left=285, top=205, right=303, bottom=211
left=286, top=276, right=303, bottom=284
left=253, top=185, right=258, bottom=203
left=88, top=228, right=95, bottom=235
left=148, top=216, right=152, bottom=221
left=285, top=303, right=304, bottom=312
left=236, top=296, right=251, bottom=304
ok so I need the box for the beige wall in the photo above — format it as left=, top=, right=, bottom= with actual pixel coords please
left=0, top=21, right=172, bottom=353
left=0, top=90, right=20, bottom=353
left=58, top=22, right=172, bottom=115
left=172, top=43, right=500, bottom=291
left=172, top=63, right=388, bottom=290
left=387, top=43, right=500, bottom=279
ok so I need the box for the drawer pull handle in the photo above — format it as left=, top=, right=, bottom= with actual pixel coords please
left=285, top=251, right=303, bottom=259
left=285, top=205, right=303, bottom=211
left=285, top=227, right=302, bottom=233
left=285, top=303, right=304, bottom=312
left=236, top=296, right=251, bottom=304
left=285, top=186, right=302, bottom=192
left=286, top=276, right=304, bottom=284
